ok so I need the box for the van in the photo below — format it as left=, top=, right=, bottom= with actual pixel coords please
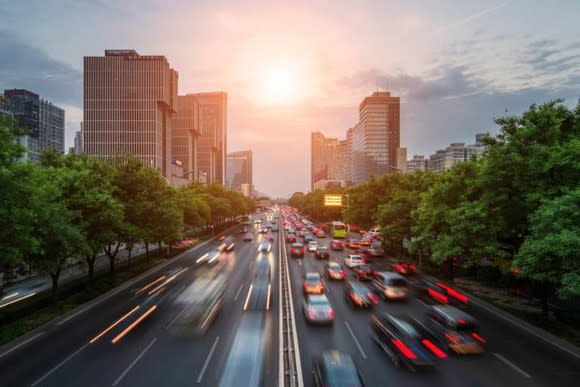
left=372, top=272, right=408, bottom=301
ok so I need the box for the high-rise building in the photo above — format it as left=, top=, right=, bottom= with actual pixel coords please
left=311, top=131, right=327, bottom=190
left=428, top=133, right=488, bottom=173
left=311, top=131, right=346, bottom=190
left=3, top=89, right=65, bottom=161
left=194, top=92, right=227, bottom=184
left=407, top=155, right=428, bottom=172
left=396, top=147, right=407, bottom=172
left=73, top=130, right=83, bottom=155
left=344, top=128, right=353, bottom=185
left=227, top=150, right=253, bottom=196
left=349, top=91, right=400, bottom=184
left=83, top=49, right=178, bottom=178
left=172, top=94, right=201, bottom=182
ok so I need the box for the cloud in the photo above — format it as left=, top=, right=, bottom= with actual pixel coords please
left=0, top=30, right=81, bottom=107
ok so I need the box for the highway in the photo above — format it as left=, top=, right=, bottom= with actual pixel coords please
left=283, top=220, right=580, bottom=387
left=0, top=221, right=280, bottom=387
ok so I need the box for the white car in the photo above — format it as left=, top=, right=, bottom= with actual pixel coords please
left=344, top=254, right=364, bottom=268
left=307, top=241, right=319, bottom=252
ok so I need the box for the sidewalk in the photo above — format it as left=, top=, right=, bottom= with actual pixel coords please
left=0, top=244, right=147, bottom=307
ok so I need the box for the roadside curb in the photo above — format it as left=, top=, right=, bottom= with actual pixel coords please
left=0, top=225, right=239, bottom=358
left=427, top=275, right=580, bottom=361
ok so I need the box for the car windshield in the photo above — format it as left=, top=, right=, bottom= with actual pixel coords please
left=388, top=278, right=408, bottom=287
left=328, top=263, right=340, bottom=270
left=308, top=296, right=328, bottom=305
left=306, top=274, right=320, bottom=283
left=318, top=247, right=328, bottom=252
left=292, top=244, right=303, bottom=248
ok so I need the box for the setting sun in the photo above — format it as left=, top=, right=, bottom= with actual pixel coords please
left=263, top=67, right=298, bottom=104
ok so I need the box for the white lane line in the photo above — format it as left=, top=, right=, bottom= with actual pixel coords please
left=112, top=338, right=157, bottom=386
left=0, top=292, right=37, bottom=309
left=345, top=321, right=367, bottom=359
left=196, top=336, right=220, bottom=384
left=493, top=353, right=532, bottom=379
left=234, top=283, right=244, bottom=301
left=0, top=332, right=44, bottom=360
left=31, top=344, right=88, bottom=386
left=57, top=305, right=94, bottom=326
left=167, top=302, right=190, bottom=329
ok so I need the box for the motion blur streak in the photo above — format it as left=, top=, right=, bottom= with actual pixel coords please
left=243, top=285, right=254, bottom=311
left=136, top=276, right=165, bottom=295
left=196, top=253, right=209, bottom=263
left=0, top=292, right=37, bottom=309
left=422, top=339, right=447, bottom=359
left=472, top=332, right=487, bottom=344
left=437, top=283, right=469, bottom=303
left=266, top=284, right=272, bottom=310
left=392, top=339, right=417, bottom=359
left=111, top=305, right=157, bottom=344
left=90, top=306, right=140, bottom=344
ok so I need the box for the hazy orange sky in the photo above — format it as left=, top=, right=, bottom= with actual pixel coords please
left=1, top=0, right=580, bottom=196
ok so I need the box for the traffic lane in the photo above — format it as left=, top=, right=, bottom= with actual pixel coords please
left=0, top=228, right=245, bottom=386
left=317, top=239, right=533, bottom=387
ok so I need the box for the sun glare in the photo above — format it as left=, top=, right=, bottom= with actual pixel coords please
left=264, top=68, right=298, bottom=104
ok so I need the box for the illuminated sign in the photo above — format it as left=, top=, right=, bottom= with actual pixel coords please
left=324, top=194, right=343, bottom=207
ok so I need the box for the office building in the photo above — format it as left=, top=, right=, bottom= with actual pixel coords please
left=344, top=128, right=353, bottom=185
left=227, top=150, right=253, bottom=196
left=194, top=92, right=227, bottom=184
left=73, top=130, right=83, bottom=155
left=349, top=91, right=400, bottom=184
left=83, top=49, right=178, bottom=178
left=172, top=94, right=201, bottom=182
left=396, top=147, right=407, bottom=172
left=3, top=89, right=65, bottom=161
left=311, top=131, right=346, bottom=190
left=407, top=155, right=428, bottom=172
left=428, top=133, right=488, bottom=173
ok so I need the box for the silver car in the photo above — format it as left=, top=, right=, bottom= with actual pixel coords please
left=303, top=295, right=335, bottom=325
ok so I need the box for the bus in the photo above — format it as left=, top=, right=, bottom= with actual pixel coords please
left=330, top=221, right=347, bottom=239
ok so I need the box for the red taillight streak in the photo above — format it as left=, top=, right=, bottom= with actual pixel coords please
left=392, top=339, right=417, bottom=359
left=307, top=309, right=314, bottom=319
left=327, top=309, right=335, bottom=318
left=367, top=292, right=378, bottom=303
left=428, top=288, right=449, bottom=304
left=422, top=339, right=447, bottom=358
left=445, top=333, right=459, bottom=344
left=437, top=283, right=469, bottom=303
left=472, top=332, right=486, bottom=344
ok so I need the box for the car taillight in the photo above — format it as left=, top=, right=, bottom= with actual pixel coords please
left=445, top=332, right=460, bottom=344
left=422, top=339, right=447, bottom=358
left=428, top=288, right=449, bottom=304
left=301, top=248, right=304, bottom=254
left=367, top=292, right=378, bottom=304
left=472, top=332, right=486, bottom=344
left=392, top=339, right=417, bottom=359
left=437, top=283, right=469, bottom=303
left=327, top=309, right=335, bottom=318
left=340, top=270, right=346, bottom=277
left=303, top=281, right=307, bottom=289
left=307, top=308, right=314, bottom=319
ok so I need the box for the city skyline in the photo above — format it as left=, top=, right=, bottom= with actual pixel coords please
left=1, top=1, right=580, bottom=196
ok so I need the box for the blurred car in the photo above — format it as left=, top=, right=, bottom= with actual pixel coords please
left=370, top=313, right=446, bottom=371
left=240, top=226, right=248, bottom=234
left=325, top=262, right=346, bottom=280
left=415, top=279, right=451, bottom=305
left=316, top=230, right=327, bottom=238
left=286, top=233, right=297, bottom=243
left=303, top=272, right=325, bottom=295
left=314, top=246, right=330, bottom=260
left=369, top=243, right=384, bottom=257
left=304, top=235, right=315, bottom=244
left=298, top=229, right=307, bottom=237
left=303, top=294, right=334, bottom=325
left=218, top=236, right=235, bottom=252
left=347, top=238, right=361, bottom=249
left=433, top=282, right=469, bottom=306
left=254, top=219, right=261, bottom=224
left=243, top=233, right=253, bottom=242
left=265, top=232, right=275, bottom=242
left=353, top=264, right=377, bottom=281
left=360, top=237, right=372, bottom=247
left=330, top=240, right=345, bottom=251
left=372, top=272, right=409, bottom=301
left=313, top=350, right=364, bottom=386
left=244, top=259, right=272, bottom=311
left=426, top=305, right=485, bottom=355
left=259, top=227, right=268, bottom=234
left=290, top=243, right=305, bottom=258
left=345, top=281, right=378, bottom=308
left=308, top=240, right=319, bottom=252
left=393, top=262, right=417, bottom=276
left=358, top=249, right=374, bottom=262
left=344, top=254, right=365, bottom=268
left=258, top=241, right=272, bottom=253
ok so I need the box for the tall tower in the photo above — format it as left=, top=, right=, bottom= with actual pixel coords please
left=194, top=92, right=227, bottom=184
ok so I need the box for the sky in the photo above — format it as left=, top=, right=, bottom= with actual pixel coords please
left=1, top=0, right=579, bottom=197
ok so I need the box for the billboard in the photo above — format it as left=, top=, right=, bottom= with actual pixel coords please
left=324, top=194, right=343, bottom=207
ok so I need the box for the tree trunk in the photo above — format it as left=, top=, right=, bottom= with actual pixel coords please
left=127, top=244, right=133, bottom=267
left=104, top=241, right=121, bottom=275
left=145, top=242, right=149, bottom=258
left=85, top=254, right=96, bottom=288
left=448, top=258, right=454, bottom=280
left=50, top=268, right=61, bottom=300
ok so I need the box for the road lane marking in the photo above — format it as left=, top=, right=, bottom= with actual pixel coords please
left=0, top=332, right=44, bottom=360
left=90, top=306, right=140, bottom=343
left=493, top=353, right=531, bottom=379
left=234, top=283, right=244, bottom=301
left=0, top=292, right=37, bottom=309
left=167, top=302, right=189, bottom=329
left=31, top=344, right=88, bottom=386
left=345, top=321, right=367, bottom=359
left=1, top=292, right=19, bottom=300
left=135, top=276, right=166, bottom=295
left=112, top=338, right=157, bottom=386
left=196, top=336, right=220, bottom=384
left=57, top=304, right=94, bottom=326
left=112, top=305, right=157, bottom=344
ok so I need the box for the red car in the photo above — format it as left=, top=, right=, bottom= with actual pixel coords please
left=286, top=233, right=297, bottom=243
left=393, top=262, right=416, bottom=276
left=353, top=264, right=377, bottom=281
left=290, top=243, right=305, bottom=258
left=330, top=240, right=345, bottom=251
left=325, top=262, right=346, bottom=280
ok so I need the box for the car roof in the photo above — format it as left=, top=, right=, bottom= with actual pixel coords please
left=291, top=243, right=303, bottom=247
left=328, top=262, right=340, bottom=268
left=376, top=271, right=405, bottom=280
left=348, top=254, right=362, bottom=259
left=305, top=272, right=321, bottom=280
left=307, top=294, right=328, bottom=303
left=432, top=305, right=476, bottom=322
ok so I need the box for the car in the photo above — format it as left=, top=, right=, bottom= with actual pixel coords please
left=303, top=272, right=325, bottom=295
left=425, top=305, right=485, bottom=355
left=259, top=227, right=268, bottom=234
left=369, top=243, right=384, bottom=257
left=330, top=240, right=345, bottom=251
left=360, top=238, right=372, bottom=247
left=347, top=238, right=361, bottom=249
left=314, top=246, right=330, bottom=260
left=304, top=235, right=315, bottom=244
left=219, top=236, right=235, bottom=252
left=254, top=219, right=262, bottom=224
left=415, top=279, right=451, bottom=305
left=298, top=229, right=307, bottom=237
left=325, top=262, right=346, bottom=280
left=286, top=233, right=297, bottom=243
left=370, top=313, right=446, bottom=371
left=345, top=281, right=378, bottom=308
left=303, top=294, right=334, bottom=325
left=316, top=230, right=326, bottom=238
left=344, top=254, right=365, bottom=268
left=258, top=241, right=272, bottom=253
left=369, top=227, right=382, bottom=238
left=308, top=240, right=319, bottom=252
left=313, top=350, right=364, bottom=386
left=372, top=272, right=409, bottom=301
left=353, top=264, right=377, bottom=281
left=290, top=243, right=305, bottom=258
left=265, top=232, right=275, bottom=241
left=393, top=261, right=417, bottom=276
left=240, top=226, right=248, bottom=234
left=243, top=233, right=253, bottom=242
left=244, top=259, right=271, bottom=311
